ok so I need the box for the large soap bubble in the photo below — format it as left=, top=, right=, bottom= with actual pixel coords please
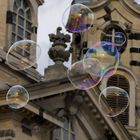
left=6, top=85, right=29, bottom=109
left=6, top=40, right=41, bottom=71
left=62, top=3, right=94, bottom=33
left=84, top=41, right=120, bottom=78
left=98, top=86, right=129, bottom=117
left=67, top=58, right=102, bottom=90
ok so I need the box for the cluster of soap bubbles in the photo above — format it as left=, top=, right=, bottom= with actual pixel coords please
left=5, top=39, right=41, bottom=109
left=64, top=3, right=129, bottom=117
left=4, top=2, right=129, bottom=119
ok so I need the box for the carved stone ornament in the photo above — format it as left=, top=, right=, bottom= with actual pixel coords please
left=48, top=27, right=71, bottom=63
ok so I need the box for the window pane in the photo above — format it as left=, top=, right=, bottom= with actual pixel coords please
left=12, top=33, right=16, bottom=43
left=107, top=74, right=129, bottom=125
left=25, top=32, right=31, bottom=39
left=13, top=13, right=16, bottom=23
left=18, top=26, right=24, bottom=36
left=18, top=16, right=24, bottom=26
left=115, top=32, right=125, bottom=45
left=26, top=21, right=32, bottom=31
left=17, top=36, right=22, bottom=41
left=63, top=130, right=68, bottom=140
left=12, top=24, right=16, bottom=32
left=52, top=129, right=61, bottom=140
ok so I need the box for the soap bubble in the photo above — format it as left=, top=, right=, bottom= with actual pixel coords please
left=6, top=40, right=41, bottom=71
left=67, top=58, right=102, bottom=90
left=6, top=85, right=29, bottom=109
left=84, top=41, right=120, bottom=77
left=99, top=86, right=129, bottom=117
left=102, top=31, right=126, bottom=48
left=62, top=3, right=94, bottom=33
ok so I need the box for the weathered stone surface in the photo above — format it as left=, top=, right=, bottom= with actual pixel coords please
left=45, top=62, right=68, bottom=81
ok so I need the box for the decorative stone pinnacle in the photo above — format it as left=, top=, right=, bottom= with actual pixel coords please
left=48, top=27, right=71, bottom=47
left=48, top=27, right=71, bottom=63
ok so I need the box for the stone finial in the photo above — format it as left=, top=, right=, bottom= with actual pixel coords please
left=48, top=27, right=71, bottom=63
left=45, top=27, right=71, bottom=81
left=48, top=27, right=71, bottom=47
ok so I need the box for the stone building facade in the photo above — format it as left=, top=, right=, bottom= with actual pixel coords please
left=73, top=0, right=140, bottom=139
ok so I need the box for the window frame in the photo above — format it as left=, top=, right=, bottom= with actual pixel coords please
left=10, top=0, right=33, bottom=58
left=52, top=118, right=75, bottom=140
left=11, top=0, right=32, bottom=45
left=100, top=67, right=136, bottom=127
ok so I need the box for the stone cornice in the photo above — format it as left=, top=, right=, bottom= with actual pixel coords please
left=0, top=49, right=42, bottom=82
left=82, top=0, right=109, bottom=9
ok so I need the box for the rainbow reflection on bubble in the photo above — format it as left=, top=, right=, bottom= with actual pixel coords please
left=102, top=31, right=126, bottom=49
left=99, top=86, right=129, bottom=117
left=84, top=41, right=120, bottom=78
left=6, top=40, right=41, bottom=71
left=67, top=58, right=102, bottom=90
left=6, top=85, right=29, bottom=109
left=62, top=3, right=94, bottom=33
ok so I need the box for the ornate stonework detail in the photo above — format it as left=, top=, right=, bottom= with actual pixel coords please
left=49, top=27, right=71, bottom=47
left=48, top=27, right=71, bottom=63
left=48, top=46, right=70, bottom=62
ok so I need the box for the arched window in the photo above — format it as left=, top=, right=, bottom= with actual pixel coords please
left=107, top=74, right=129, bottom=125
left=11, top=0, right=32, bottom=44
left=101, top=24, right=127, bottom=53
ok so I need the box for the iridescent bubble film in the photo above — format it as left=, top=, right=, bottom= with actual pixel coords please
left=6, top=85, right=29, bottom=109
left=84, top=41, right=120, bottom=77
left=62, top=3, right=94, bottom=33
left=67, top=58, right=102, bottom=90
left=102, top=31, right=126, bottom=49
left=6, top=40, right=41, bottom=71
left=98, top=86, right=129, bottom=117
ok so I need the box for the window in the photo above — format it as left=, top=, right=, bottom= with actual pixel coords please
left=11, top=0, right=32, bottom=44
left=52, top=118, right=75, bottom=140
left=101, top=25, right=127, bottom=53
left=107, top=74, right=129, bottom=125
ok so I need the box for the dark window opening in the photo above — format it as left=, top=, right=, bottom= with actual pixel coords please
left=107, top=74, right=129, bottom=125
left=101, top=24, right=127, bottom=54
left=11, top=0, right=32, bottom=57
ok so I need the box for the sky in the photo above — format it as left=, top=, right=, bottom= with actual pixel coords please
left=37, top=0, right=73, bottom=75
left=135, top=0, right=140, bottom=4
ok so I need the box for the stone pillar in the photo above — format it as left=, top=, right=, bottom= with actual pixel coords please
left=45, top=27, right=71, bottom=81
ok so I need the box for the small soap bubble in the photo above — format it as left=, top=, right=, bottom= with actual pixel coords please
left=67, top=58, right=102, bottom=90
left=6, top=40, right=41, bottom=71
left=99, top=86, right=129, bottom=117
left=6, top=85, right=29, bottom=109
